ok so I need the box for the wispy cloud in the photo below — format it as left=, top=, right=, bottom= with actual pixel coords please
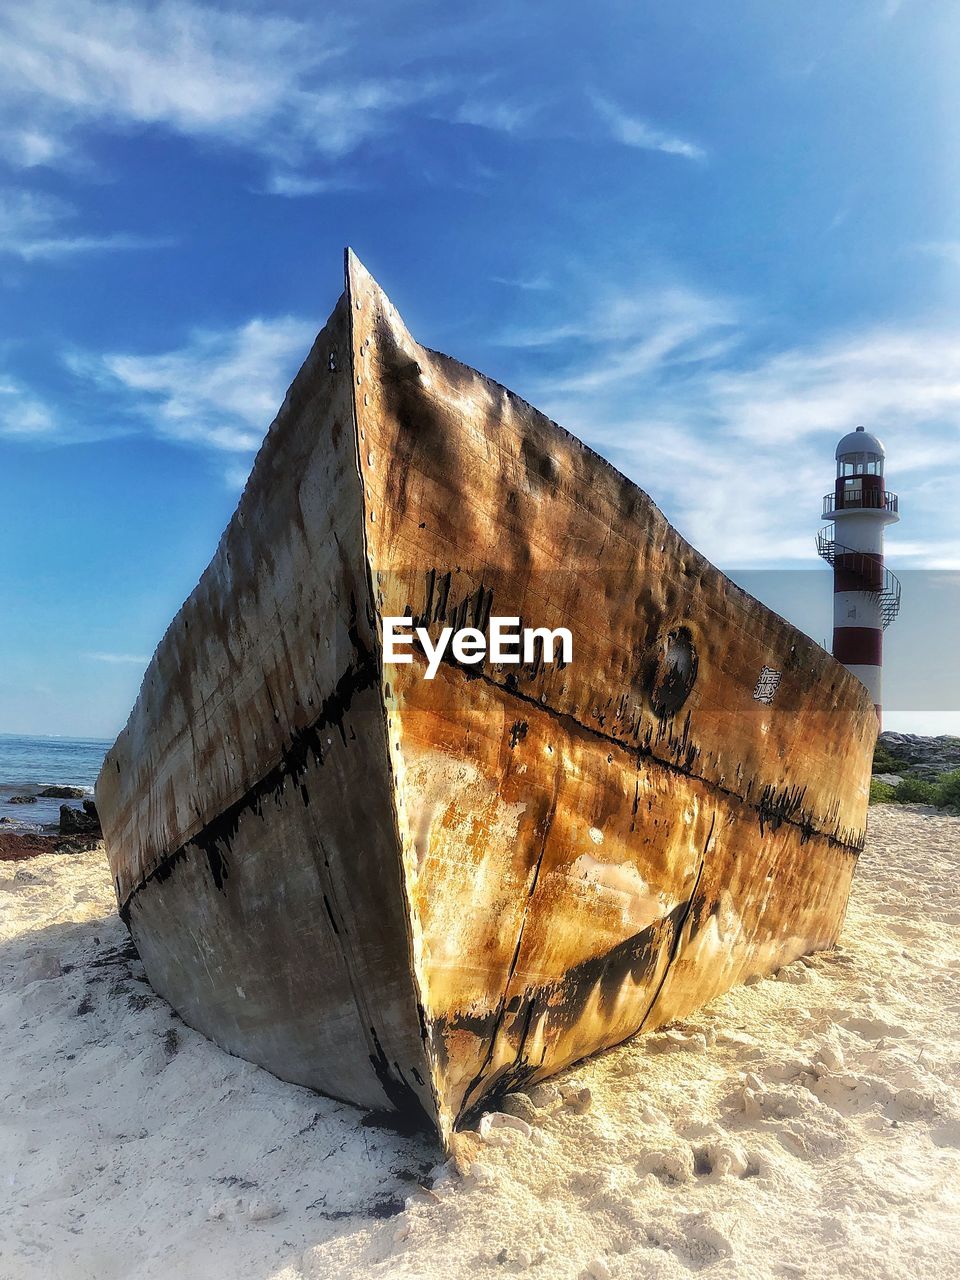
left=592, top=95, right=706, bottom=162
left=700, top=331, right=960, bottom=446
left=259, top=171, right=365, bottom=199
left=13, top=267, right=957, bottom=574
left=0, top=0, right=445, bottom=179
left=450, top=99, right=538, bottom=134
left=0, top=188, right=171, bottom=260
left=0, top=375, right=58, bottom=438
left=491, top=272, right=553, bottom=292
left=883, top=538, right=960, bottom=568
left=61, top=277, right=951, bottom=568
left=502, top=277, right=959, bottom=567
left=83, top=652, right=150, bottom=665
left=0, top=1, right=337, bottom=147
left=0, top=3, right=706, bottom=195
left=1, top=127, right=69, bottom=170
left=8, top=232, right=171, bottom=261
left=501, top=284, right=738, bottom=392
left=68, top=316, right=316, bottom=452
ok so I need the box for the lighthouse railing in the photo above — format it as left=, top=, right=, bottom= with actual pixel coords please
left=822, top=490, right=899, bottom=517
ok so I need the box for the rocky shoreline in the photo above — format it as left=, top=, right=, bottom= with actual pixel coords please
left=0, top=796, right=102, bottom=862
left=0, top=830, right=103, bottom=861
left=875, top=731, right=960, bottom=780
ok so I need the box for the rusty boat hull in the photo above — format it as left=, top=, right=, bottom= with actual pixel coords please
left=96, top=251, right=877, bottom=1144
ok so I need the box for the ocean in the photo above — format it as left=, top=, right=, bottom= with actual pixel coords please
left=0, top=733, right=112, bottom=831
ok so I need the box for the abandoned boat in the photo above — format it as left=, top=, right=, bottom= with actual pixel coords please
left=96, top=250, right=877, bottom=1145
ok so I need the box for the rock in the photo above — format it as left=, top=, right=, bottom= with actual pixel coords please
left=876, top=732, right=960, bottom=780
left=478, top=1110, right=532, bottom=1140
left=526, top=1082, right=561, bottom=1109
left=7, top=795, right=37, bottom=804
left=584, top=1260, right=611, bottom=1280
left=59, top=802, right=101, bottom=835
left=559, top=1082, right=592, bottom=1114
left=38, top=785, right=85, bottom=799
left=499, top=1091, right=539, bottom=1124
left=246, top=1197, right=283, bottom=1222
left=54, top=835, right=102, bottom=855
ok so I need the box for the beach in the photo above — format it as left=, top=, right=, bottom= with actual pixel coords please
left=1, top=803, right=957, bottom=1280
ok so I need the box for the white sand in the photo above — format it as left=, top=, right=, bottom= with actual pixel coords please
left=2, top=805, right=958, bottom=1280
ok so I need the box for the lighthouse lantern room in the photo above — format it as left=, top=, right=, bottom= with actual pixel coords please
left=816, top=425, right=901, bottom=721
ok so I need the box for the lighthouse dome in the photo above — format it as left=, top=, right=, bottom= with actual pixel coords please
left=836, top=425, right=885, bottom=459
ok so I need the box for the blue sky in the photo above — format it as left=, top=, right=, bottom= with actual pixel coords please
left=1, top=0, right=958, bottom=739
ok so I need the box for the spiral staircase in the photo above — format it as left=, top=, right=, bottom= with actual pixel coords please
left=816, top=523, right=902, bottom=629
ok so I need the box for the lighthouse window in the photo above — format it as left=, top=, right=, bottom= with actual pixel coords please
left=840, top=451, right=883, bottom=477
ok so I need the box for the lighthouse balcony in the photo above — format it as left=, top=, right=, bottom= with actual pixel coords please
left=822, top=489, right=899, bottom=518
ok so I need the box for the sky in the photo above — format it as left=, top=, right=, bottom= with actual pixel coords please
left=1, top=0, right=958, bottom=739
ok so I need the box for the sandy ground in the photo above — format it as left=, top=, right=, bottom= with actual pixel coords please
left=2, top=804, right=958, bottom=1280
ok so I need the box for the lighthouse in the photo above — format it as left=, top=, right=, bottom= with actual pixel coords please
left=817, top=426, right=901, bottom=721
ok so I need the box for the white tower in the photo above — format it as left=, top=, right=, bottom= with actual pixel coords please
left=817, top=426, right=901, bottom=721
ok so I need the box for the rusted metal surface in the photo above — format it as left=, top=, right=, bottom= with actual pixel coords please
left=96, top=292, right=435, bottom=1123
left=97, top=251, right=877, bottom=1146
